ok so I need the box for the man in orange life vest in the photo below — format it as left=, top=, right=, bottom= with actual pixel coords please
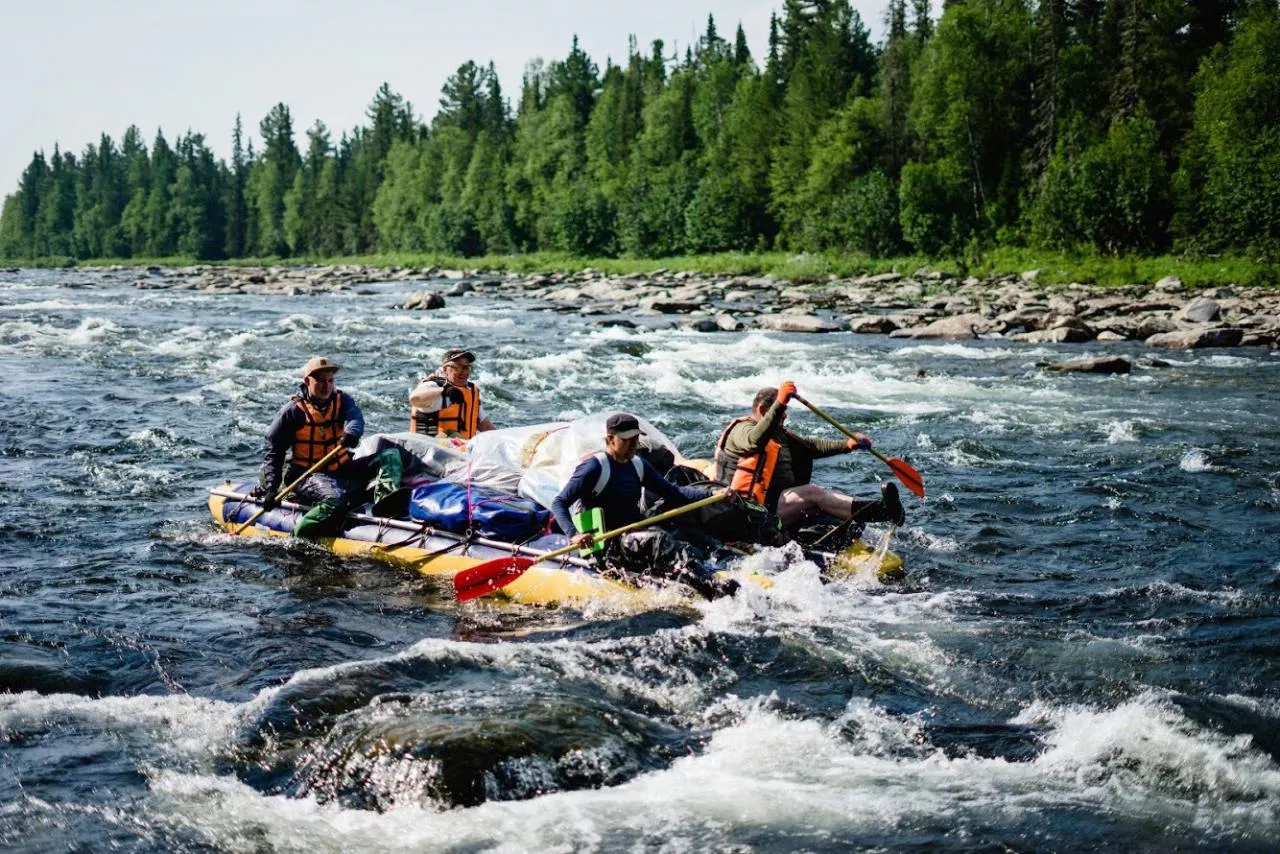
left=254, top=357, right=402, bottom=539
left=408, top=348, right=496, bottom=440
left=715, top=381, right=905, bottom=530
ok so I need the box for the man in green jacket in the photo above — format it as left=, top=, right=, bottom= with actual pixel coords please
left=714, top=381, right=905, bottom=529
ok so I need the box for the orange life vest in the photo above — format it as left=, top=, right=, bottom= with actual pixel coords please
left=291, top=391, right=351, bottom=473
left=714, top=416, right=781, bottom=506
left=410, top=376, right=482, bottom=439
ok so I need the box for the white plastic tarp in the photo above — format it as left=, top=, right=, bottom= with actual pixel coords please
left=514, top=413, right=681, bottom=509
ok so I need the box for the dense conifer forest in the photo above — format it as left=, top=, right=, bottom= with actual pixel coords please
left=2, top=0, right=1277, bottom=265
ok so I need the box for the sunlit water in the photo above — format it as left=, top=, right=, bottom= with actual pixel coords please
left=1, top=268, right=1278, bottom=852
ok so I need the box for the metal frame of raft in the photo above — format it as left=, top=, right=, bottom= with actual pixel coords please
left=209, top=483, right=903, bottom=607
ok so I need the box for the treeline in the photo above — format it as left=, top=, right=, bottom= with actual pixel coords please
left=3, top=0, right=1279, bottom=263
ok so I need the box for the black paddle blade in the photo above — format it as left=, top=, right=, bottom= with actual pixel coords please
left=453, top=556, right=535, bottom=602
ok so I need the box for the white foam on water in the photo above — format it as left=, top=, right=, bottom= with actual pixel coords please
left=276, top=313, right=326, bottom=332
left=1017, top=691, right=1280, bottom=822
left=0, top=690, right=238, bottom=760
left=940, top=445, right=989, bottom=468
left=66, top=316, right=125, bottom=344
left=66, top=453, right=177, bottom=496
left=1099, top=580, right=1249, bottom=606
left=908, top=528, right=961, bottom=553
left=0, top=299, right=99, bottom=311
left=145, top=689, right=999, bottom=853
left=400, top=311, right=519, bottom=330
left=153, top=336, right=208, bottom=357
left=1105, top=419, right=1139, bottom=444
left=1180, top=448, right=1217, bottom=472
left=1201, top=354, right=1255, bottom=368
left=894, top=342, right=1056, bottom=361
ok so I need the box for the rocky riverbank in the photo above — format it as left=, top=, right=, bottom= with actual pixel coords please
left=108, top=263, right=1280, bottom=350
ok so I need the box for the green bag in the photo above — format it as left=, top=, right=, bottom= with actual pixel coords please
left=572, top=506, right=605, bottom=556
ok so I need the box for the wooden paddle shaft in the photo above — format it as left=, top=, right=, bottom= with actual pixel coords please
left=527, top=490, right=730, bottom=568
left=794, top=394, right=892, bottom=461
left=233, top=443, right=347, bottom=535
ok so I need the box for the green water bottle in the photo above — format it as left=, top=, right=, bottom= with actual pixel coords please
left=572, top=507, right=605, bottom=557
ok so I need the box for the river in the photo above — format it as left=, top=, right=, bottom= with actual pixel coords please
left=1, top=267, right=1278, bottom=852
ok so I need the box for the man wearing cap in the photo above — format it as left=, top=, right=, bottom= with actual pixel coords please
left=550, top=413, right=738, bottom=598
left=408, top=348, right=496, bottom=440
left=254, top=357, right=402, bottom=539
left=715, top=381, right=905, bottom=530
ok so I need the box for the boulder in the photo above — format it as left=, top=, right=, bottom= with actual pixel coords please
left=848, top=315, right=900, bottom=334
left=1046, top=356, right=1132, bottom=374
left=639, top=297, right=703, bottom=313
left=1154, top=275, right=1183, bottom=292
left=1177, top=297, right=1221, bottom=324
left=1240, top=331, right=1278, bottom=347
left=757, top=313, right=847, bottom=333
left=1145, top=327, right=1244, bottom=348
left=402, top=291, right=446, bottom=310
left=715, top=312, right=743, bottom=331
left=889, top=313, right=984, bottom=340
left=544, top=287, right=584, bottom=301
left=1136, top=315, right=1178, bottom=339
left=1095, top=330, right=1128, bottom=342
left=447, top=281, right=474, bottom=296
left=1011, top=323, right=1094, bottom=343
left=855, top=271, right=903, bottom=286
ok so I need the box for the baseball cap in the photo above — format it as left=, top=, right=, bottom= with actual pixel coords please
left=605, top=413, right=641, bottom=439
left=302, top=356, right=340, bottom=378
left=442, top=348, right=476, bottom=365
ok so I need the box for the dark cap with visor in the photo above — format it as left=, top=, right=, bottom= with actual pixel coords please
left=442, top=348, right=476, bottom=365
left=605, top=413, right=642, bottom=439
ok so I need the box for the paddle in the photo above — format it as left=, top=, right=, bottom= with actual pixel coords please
left=792, top=393, right=926, bottom=499
left=233, top=443, right=348, bottom=535
left=453, top=491, right=731, bottom=602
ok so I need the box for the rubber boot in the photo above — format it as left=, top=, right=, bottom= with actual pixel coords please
left=369, top=447, right=404, bottom=506
left=879, top=481, right=906, bottom=526
left=847, top=482, right=906, bottom=526
left=293, top=497, right=347, bottom=539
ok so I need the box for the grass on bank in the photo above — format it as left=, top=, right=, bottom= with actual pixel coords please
left=9, top=249, right=1278, bottom=289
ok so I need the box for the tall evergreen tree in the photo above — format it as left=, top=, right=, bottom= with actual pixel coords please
left=224, top=114, right=248, bottom=258
left=145, top=131, right=178, bottom=255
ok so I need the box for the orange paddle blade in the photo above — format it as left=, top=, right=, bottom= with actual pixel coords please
left=887, top=456, right=925, bottom=498
left=454, top=556, right=536, bottom=602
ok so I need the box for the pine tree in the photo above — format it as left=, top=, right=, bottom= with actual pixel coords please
left=224, top=114, right=248, bottom=257
left=0, top=152, right=48, bottom=257
left=145, top=131, right=177, bottom=255
left=119, top=126, right=150, bottom=256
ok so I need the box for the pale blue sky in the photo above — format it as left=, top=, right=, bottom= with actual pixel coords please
left=2, top=0, right=900, bottom=195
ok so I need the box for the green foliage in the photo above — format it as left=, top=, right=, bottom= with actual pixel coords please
left=828, top=171, right=902, bottom=255
left=899, top=158, right=974, bottom=255
left=1030, top=112, right=1171, bottom=254
left=1, top=2, right=1275, bottom=267
left=1176, top=1, right=1280, bottom=257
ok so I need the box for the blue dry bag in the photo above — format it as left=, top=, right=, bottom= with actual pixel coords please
left=409, top=481, right=550, bottom=541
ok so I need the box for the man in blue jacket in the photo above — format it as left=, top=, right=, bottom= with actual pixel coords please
left=551, top=413, right=737, bottom=598
left=255, top=357, right=402, bottom=539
